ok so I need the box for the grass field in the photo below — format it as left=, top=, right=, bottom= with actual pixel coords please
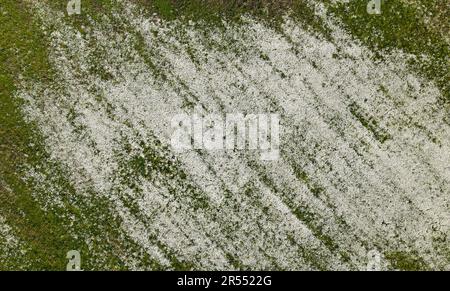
left=0, top=0, right=449, bottom=270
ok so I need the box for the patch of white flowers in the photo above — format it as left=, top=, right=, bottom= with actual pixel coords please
left=17, top=1, right=450, bottom=270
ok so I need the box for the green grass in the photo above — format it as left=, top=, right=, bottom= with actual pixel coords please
left=0, top=0, right=162, bottom=271
left=133, top=0, right=328, bottom=35
left=0, top=0, right=82, bottom=270
left=385, top=251, right=429, bottom=271
left=1, top=0, right=448, bottom=270
left=132, top=0, right=448, bottom=103
left=329, top=0, right=449, bottom=103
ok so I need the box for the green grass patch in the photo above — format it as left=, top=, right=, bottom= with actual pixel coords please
left=385, top=251, right=429, bottom=271
left=0, top=0, right=84, bottom=270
